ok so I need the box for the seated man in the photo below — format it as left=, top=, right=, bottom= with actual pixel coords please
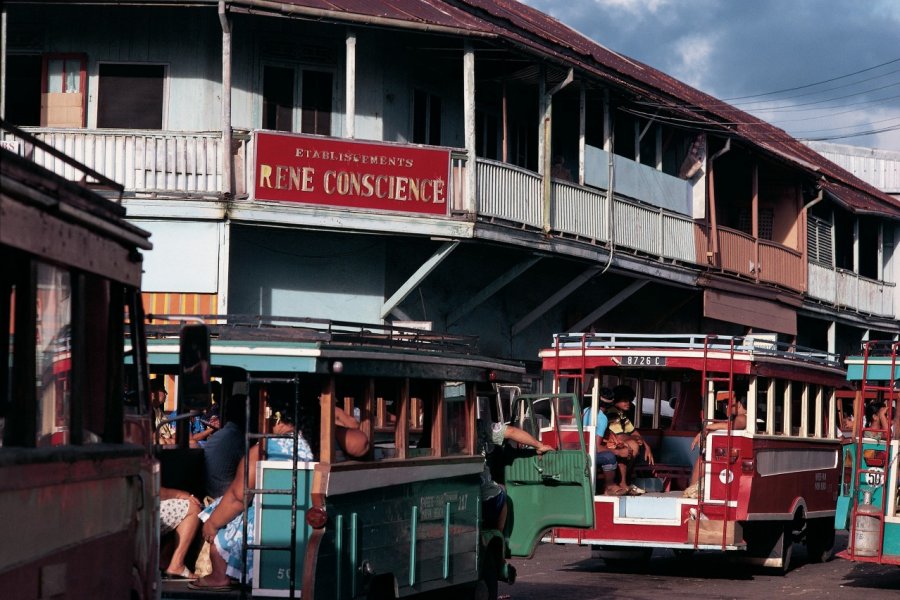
left=607, top=384, right=655, bottom=495
left=683, top=394, right=747, bottom=498
left=582, top=387, right=630, bottom=495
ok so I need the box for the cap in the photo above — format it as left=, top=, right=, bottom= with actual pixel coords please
left=612, top=384, right=635, bottom=403
left=149, top=377, right=167, bottom=392
left=599, top=387, right=615, bottom=404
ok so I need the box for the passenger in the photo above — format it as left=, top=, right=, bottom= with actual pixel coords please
left=335, top=405, right=370, bottom=458
left=203, top=395, right=247, bottom=499
left=682, top=395, right=747, bottom=498
left=159, top=486, right=202, bottom=580
left=190, top=396, right=314, bottom=592
left=865, top=400, right=890, bottom=438
left=608, top=384, right=655, bottom=495
left=479, top=418, right=553, bottom=532
left=582, top=387, right=630, bottom=496
left=151, top=377, right=175, bottom=444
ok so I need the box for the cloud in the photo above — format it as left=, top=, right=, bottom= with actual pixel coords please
left=667, top=33, right=719, bottom=92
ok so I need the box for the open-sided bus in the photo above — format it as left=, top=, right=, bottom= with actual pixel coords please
left=836, top=341, right=900, bottom=566
left=147, top=316, right=593, bottom=599
left=541, top=333, right=848, bottom=572
left=1, top=120, right=159, bottom=598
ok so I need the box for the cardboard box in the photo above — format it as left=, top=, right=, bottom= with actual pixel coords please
left=41, top=92, right=84, bottom=127
left=687, top=520, right=742, bottom=546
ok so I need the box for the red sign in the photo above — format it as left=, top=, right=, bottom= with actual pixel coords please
left=254, top=131, right=450, bottom=215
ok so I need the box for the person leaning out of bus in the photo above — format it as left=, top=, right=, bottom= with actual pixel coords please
left=607, top=384, right=655, bottom=496
left=682, top=394, right=747, bottom=499
left=159, top=486, right=202, bottom=580
left=479, top=419, right=553, bottom=533
left=191, top=398, right=315, bottom=592
left=583, top=387, right=631, bottom=496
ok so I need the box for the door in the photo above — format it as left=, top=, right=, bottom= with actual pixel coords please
left=503, top=393, right=594, bottom=556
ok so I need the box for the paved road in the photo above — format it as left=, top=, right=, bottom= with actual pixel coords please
left=504, top=533, right=899, bottom=600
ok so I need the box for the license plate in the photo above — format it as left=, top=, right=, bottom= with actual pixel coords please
left=616, top=355, right=667, bottom=367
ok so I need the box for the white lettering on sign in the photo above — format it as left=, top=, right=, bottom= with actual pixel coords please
left=618, top=356, right=667, bottom=367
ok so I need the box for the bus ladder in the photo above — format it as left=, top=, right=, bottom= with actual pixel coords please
left=847, top=341, right=899, bottom=562
left=551, top=333, right=589, bottom=396
left=238, top=376, right=304, bottom=600
left=694, top=335, right=736, bottom=551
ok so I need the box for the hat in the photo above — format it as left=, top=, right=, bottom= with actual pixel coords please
left=149, top=377, right=167, bottom=392
left=599, top=387, right=615, bottom=404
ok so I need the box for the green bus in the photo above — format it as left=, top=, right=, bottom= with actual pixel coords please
left=148, top=315, right=593, bottom=599
left=835, top=341, right=899, bottom=566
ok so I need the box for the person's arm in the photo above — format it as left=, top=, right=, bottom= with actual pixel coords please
left=201, top=445, right=259, bottom=543
left=691, top=413, right=748, bottom=448
left=503, top=424, right=553, bottom=454
left=335, top=406, right=359, bottom=429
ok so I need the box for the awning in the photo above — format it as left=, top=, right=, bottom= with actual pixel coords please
left=704, top=289, right=797, bottom=336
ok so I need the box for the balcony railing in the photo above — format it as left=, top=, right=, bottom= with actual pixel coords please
left=3, top=128, right=237, bottom=195
left=9, top=128, right=892, bottom=319
left=694, top=223, right=804, bottom=293
left=475, top=158, right=696, bottom=264
left=809, top=262, right=895, bottom=317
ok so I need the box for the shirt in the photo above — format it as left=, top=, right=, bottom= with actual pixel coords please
left=476, top=420, right=507, bottom=500
left=607, top=408, right=635, bottom=435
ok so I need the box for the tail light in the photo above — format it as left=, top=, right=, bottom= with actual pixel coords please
left=306, top=506, right=328, bottom=529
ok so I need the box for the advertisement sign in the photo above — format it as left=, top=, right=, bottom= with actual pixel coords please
left=254, top=131, right=451, bottom=216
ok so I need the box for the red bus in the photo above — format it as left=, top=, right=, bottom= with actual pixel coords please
left=540, top=332, right=848, bottom=572
left=0, top=120, right=159, bottom=599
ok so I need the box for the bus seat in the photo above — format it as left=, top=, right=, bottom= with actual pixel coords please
left=633, top=431, right=695, bottom=491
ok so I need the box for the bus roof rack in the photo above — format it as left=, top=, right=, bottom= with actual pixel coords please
left=145, top=314, right=480, bottom=355
left=551, top=332, right=842, bottom=369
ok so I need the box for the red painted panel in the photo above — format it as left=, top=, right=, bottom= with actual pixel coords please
left=254, top=132, right=451, bottom=215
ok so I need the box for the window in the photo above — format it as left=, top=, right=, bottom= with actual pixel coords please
left=807, top=214, right=834, bottom=266
left=4, top=54, right=42, bottom=126
left=301, top=70, right=332, bottom=135
left=263, top=65, right=294, bottom=132
left=262, top=66, right=333, bottom=134
left=97, top=63, right=165, bottom=129
left=413, top=89, right=441, bottom=145
left=444, top=382, right=468, bottom=455
left=41, top=54, right=87, bottom=128
left=35, top=263, right=72, bottom=447
left=476, top=109, right=500, bottom=160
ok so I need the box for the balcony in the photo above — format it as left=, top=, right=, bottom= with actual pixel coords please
left=808, top=262, right=895, bottom=317
left=3, top=127, right=238, bottom=196
left=693, top=224, right=804, bottom=292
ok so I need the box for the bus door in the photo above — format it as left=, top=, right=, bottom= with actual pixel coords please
left=503, top=393, right=594, bottom=556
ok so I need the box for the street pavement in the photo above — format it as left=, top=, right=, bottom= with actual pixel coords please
left=505, top=532, right=899, bottom=599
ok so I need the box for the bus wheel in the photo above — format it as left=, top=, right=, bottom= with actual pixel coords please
left=804, top=518, right=835, bottom=563
left=470, top=546, right=499, bottom=600
left=365, top=574, right=397, bottom=600
left=776, top=523, right=794, bottom=575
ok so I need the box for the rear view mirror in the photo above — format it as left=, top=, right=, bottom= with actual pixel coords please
left=179, top=324, right=211, bottom=410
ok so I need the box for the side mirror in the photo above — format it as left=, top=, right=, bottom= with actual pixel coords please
left=179, top=324, right=211, bottom=410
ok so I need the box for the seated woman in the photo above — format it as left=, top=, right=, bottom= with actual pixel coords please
left=159, top=486, right=202, bottom=580
left=189, top=401, right=314, bottom=592
left=682, top=395, right=747, bottom=498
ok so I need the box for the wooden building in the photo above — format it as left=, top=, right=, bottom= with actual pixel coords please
left=2, top=0, right=898, bottom=372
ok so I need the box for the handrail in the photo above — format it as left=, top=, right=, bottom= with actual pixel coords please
left=551, top=332, right=842, bottom=368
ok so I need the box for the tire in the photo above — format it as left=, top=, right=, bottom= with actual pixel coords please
left=777, top=523, right=794, bottom=575
left=805, top=517, right=835, bottom=563
left=365, top=574, right=396, bottom=600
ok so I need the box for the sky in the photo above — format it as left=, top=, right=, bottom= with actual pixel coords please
left=522, top=0, right=900, bottom=151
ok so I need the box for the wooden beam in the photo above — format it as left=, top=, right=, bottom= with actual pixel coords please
left=570, top=280, right=648, bottom=332
left=511, top=266, right=601, bottom=336
left=447, top=257, right=541, bottom=326
left=380, top=241, right=458, bottom=319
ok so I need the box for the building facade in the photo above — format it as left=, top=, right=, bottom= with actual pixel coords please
left=2, top=0, right=898, bottom=375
